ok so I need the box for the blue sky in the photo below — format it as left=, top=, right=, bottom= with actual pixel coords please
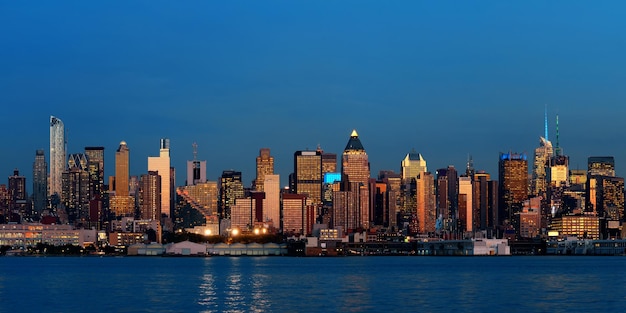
left=2, top=1, right=626, bottom=189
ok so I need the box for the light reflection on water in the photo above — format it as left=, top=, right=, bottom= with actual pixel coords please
left=1, top=256, right=626, bottom=312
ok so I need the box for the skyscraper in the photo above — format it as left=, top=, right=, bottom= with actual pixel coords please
left=32, top=150, right=48, bottom=214
left=219, top=170, right=244, bottom=219
left=294, top=150, right=322, bottom=205
left=531, top=137, right=553, bottom=196
left=139, top=171, right=161, bottom=221
left=186, top=143, right=206, bottom=186
left=8, top=169, right=27, bottom=218
left=110, top=141, right=134, bottom=217
left=263, top=174, right=280, bottom=228
left=62, top=154, right=90, bottom=224
left=148, top=138, right=171, bottom=217
left=588, top=157, right=615, bottom=177
left=49, top=116, right=65, bottom=197
left=255, top=148, right=274, bottom=191
left=415, top=172, right=436, bottom=234
left=401, top=149, right=427, bottom=184
left=498, top=152, right=528, bottom=228
left=85, top=146, right=104, bottom=200
left=458, top=176, right=473, bottom=232
left=341, top=130, right=370, bottom=230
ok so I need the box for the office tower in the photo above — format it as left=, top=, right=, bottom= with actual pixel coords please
left=263, top=174, right=280, bottom=228
left=219, top=170, right=244, bottom=219
left=282, top=193, right=311, bottom=235
left=549, top=155, right=569, bottom=187
left=472, top=171, right=498, bottom=231
left=569, top=169, right=587, bottom=187
left=590, top=176, right=625, bottom=221
left=32, top=150, right=48, bottom=213
left=379, top=170, right=402, bottom=229
left=498, top=152, right=528, bottom=227
left=531, top=137, right=553, bottom=196
left=436, top=166, right=458, bottom=222
left=588, top=157, right=615, bottom=177
left=110, top=141, right=134, bottom=217
left=341, top=130, right=371, bottom=230
left=8, top=169, right=26, bottom=213
left=294, top=150, right=322, bottom=204
left=415, top=172, right=436, bottom=234
left=186, top=143, right=206, bottom=186
left=85, top=147, right=104, bottom=199
left=139, top=171, right=161, bottom=221
left=177, top=181, right=218, bottom=218
left=230, top=197, right=255, bottom=231
left=62, top=153, right=90, bottom=224
left=254, top=148, right=274, bottom=191
left=401, top=149, right=427, bottom=184
left=148, top=138, right=171, bottom=217
left=371, top=179, right=388, bottom=227
left=321, top=151, right=337, bottom=174
left=519, top=197, right=542, bottom=238
left=49, top=116, right=66, bottom=197
left=458, top=176, right=473, bottom=232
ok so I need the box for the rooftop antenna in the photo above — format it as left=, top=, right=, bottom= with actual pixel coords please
left=555, top=114, right=562, bottom=156
left=192, top=142, right=198, bottom=161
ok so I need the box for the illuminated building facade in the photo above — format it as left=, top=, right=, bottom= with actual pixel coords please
left=62, top=154, right=90, bottom=224
left=32, top=150, right=48, bottom=214
left=230, top=198, right=255, bottom=231
left=49, top=116, right=66, bottom=197
left=519, top=196, right=542, bottom=238
left=588, top=156, right=615, bottom=177
left=458, top=176, right=473, bottom=232
left=282, top=193, right=310, bottom=235
left=401, top=149, right=427, bottom=184
left=549, top=155, right=569, bottom=187
left=472, top=171, right=498, bottom=230
left=110, top=141, right=134, bottom=217
left=531, top=137, right=553, bottom=196
left=416, top=172, right=436, bottom=234
left=294, top=150, right=322, bottom=205
left=219, top=170, right=244, bottom=219
left=498, top=152, right=528, bottom=227
left=254, top=148, right=274, bottom=191
left=549, top=215, right=600, bottom=240
left=84, top=146, right=105, bottom=200
left=263, top=174, right=280, bottom=227
left=139, top=171, right=161, bottom=221
left=341, top=130, right=370, bottom=229
left=148, top=138, right=171, bottom=217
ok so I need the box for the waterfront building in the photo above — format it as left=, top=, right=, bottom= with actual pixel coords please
left=531, top=137, right=553, bottom=196
left=254, top=148, right=274, bottom=192
left=0, top=223, right=97, bottom=247
left=219, top=171, right=244, bottom=219
left=230, top=197, right=255, bottom=231
left=148, top=138, right=172, bottom=217
left=293, top=150, right=323, bottom=205
left=498, top=152, right=528, bottom=228
left=139, top=171, right=161, bottom=221
left=341, top=130, right=371, bottom=230
left=32, top=150, right=48, bottom=214
left=549, top=214, right=600, bottom=240
left=282, top=193, right=312, bottom=236
left=49, top=116, right=66, bottom=197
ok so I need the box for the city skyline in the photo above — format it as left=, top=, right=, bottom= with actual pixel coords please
left=2, top=2, right=626, bottom=189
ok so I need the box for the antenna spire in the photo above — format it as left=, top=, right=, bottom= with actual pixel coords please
left=192, top=142, right=198, bottom=161
left=543, top=104, right=549, bottom=140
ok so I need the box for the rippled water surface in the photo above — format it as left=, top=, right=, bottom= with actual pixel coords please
left=1, top=256, right=625, bottom=312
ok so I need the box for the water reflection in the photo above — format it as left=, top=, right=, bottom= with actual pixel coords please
left=199, top=258, right=271, bottom=313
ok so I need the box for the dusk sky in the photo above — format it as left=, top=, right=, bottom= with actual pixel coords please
left=2, top=1, right=626, bottom=190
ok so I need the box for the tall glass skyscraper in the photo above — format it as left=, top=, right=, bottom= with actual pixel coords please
left=49, top=116, right=65, bottom=197
left=32, top=150, right=48, bottom=213
left=341, top=130, right=371, bottom=230
left=148, top=138, right=171, bottom=217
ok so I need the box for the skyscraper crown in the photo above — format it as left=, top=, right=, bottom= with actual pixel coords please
left=344, top=129, right=365, bottom=151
